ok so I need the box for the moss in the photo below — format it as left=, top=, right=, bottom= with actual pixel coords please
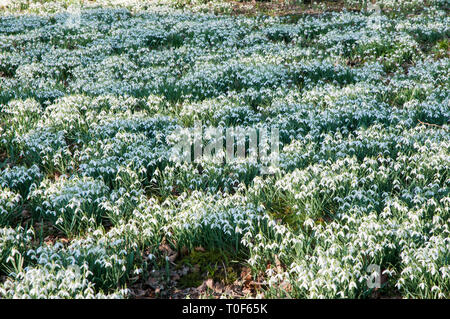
left=179, top=271, right=203, bottom=288
left=432, top=38, right=450, bottom=59
left=436, top=39, right=449, bottom=51
left=180, top=249, right=225, bottom=267
left=264, top=191, right=306, bottom=232
left=177, top=249, right=240, bottom=288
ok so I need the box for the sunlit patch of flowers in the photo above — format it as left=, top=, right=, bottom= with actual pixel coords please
left=29, top=176, right=109, bottom=236
left=0, top=188, right=21, bottom=226
left=0, top=226, right=34, bottom=274
left=0, top=262, right=127, bottom=299
left=0, top=164, right=42, bottom=197
left=0, top=0, right=448, bottom=299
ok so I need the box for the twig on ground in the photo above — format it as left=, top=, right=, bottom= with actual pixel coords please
left=418, top=120, right=448, bottom=130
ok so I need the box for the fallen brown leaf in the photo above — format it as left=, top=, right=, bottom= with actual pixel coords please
left=205, top=278, right=214, bottom=290
left=168, top=251, right=178, bottom=262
